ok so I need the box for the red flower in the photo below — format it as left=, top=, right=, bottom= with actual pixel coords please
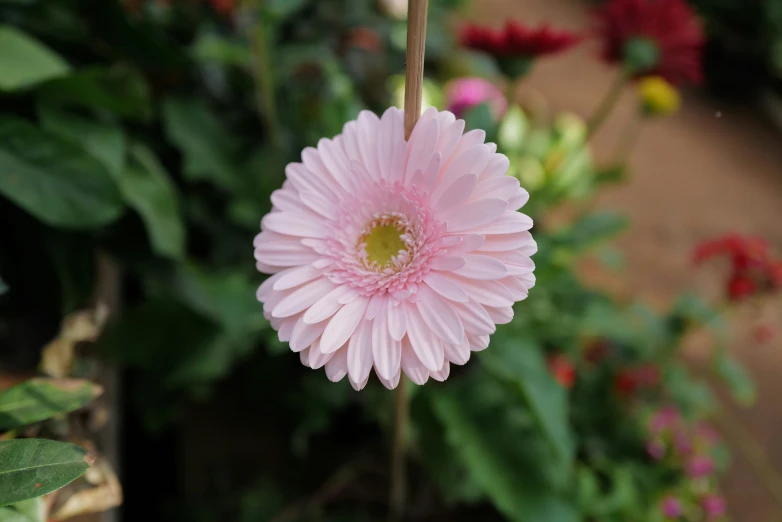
left=615, top=364, right=660, bottom=395
left=594, top=0, right=704, bottom=86
left=344, top=27, right=383, bottom=53
left=694, top=234, right=782, bottom=301
left=460, top=22, right=582, bottom=59
left=547, top=354, right=576, bottom=389
left=728, top=276, right=756, bottom=301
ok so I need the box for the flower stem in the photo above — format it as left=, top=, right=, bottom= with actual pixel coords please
left=587, top=71, right=629, bottom=139
left=390, top=2, right=428, bottom=519
left=389, top=378, right=409, bottom=521
left=247, top=2, right=281, bottom=148
left=613, top=114, right=643, bottom=164
left=402, top=0, right=429, bottom=139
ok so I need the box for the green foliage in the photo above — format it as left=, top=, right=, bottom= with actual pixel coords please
left=0, top=0, right=753, bottom=520
left=0, top=117, right=124, bottom=228
left=0, top=440, right=91, bottom=507
left=428, top=374, right=578, bottom=522
left=0, top=25, right=69, bottom=91
left=0, top=498, right=45, bottom=522
left=0, top=378, right=101, bottom=430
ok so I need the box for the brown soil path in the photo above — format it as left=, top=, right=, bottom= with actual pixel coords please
left=466, top=0, right=782, bottom=520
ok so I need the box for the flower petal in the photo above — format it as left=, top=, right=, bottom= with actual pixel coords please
left=405, top=303, right=445, bottom=372
left=325, top=347, right=348, bottom=382
left=272, top=277, right=336, bottom=318
left=453, top=254, right=509, bottom=280
left=347, top=319, right=373, bottom=383
left=388, top=300, right=408, bottom=341
left=372, top=308, right=402, bottom=380
left=416, top=285, right=465, bottom=345
left=423, top=272, right=469, bottom=303
left=321, top=296, right=369, bottom=353
left=446, top=198, right=508, bottom=232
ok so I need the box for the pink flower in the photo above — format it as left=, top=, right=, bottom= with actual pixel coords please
left=446, top=78, right=507, bottom=120
left=647, top=439, right=666, bottom=460
left=701, top=494, right=726, bottom=518
left=254, top=107, right=535, bottom=390
left=661, top=495, right=683, bottom=518
left=649, top=406, right=681, bottom=434
left=686, top=455, right=716, bottom=478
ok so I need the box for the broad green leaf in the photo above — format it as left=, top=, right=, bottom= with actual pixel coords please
left=0, top=439, right=92, bottom=506
left=481, top=337, right=574, bottom=470
left=0, top=497, right=46, bottom=522
left=162, top=97, right=241, bottom=191
left=160, top=264, right=264, bottom=334
left=0, top=117, right=124, bottom=228
left=0, top=498, right=44, bottom=522
left=191, top=33, right=250, bottom=66
left=265, top=0, right=308, bottom=19
left=713, top=347, right=756, bottom=406
left=0, top=378, right=102, bottom=430
left=0, top=26, right=69, bottom=91
left=37, top=105, right=126, bottom=178
left=429, top=377, right=578, bottom=522
left=37, top=66, right=152, bottom=121
left=122, top=144, right=186, bottom=259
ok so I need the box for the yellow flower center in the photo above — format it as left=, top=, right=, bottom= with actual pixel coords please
left=364, top=224, right=406, bottom=266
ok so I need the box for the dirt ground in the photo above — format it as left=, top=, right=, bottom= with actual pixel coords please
left=468, top=0, right=782, bottom=520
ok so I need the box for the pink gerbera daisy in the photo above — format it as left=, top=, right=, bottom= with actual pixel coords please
left=254, top=107, right=536, bottom=390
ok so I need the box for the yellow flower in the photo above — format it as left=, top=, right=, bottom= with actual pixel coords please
left=638, top=76, right=680, bottom=116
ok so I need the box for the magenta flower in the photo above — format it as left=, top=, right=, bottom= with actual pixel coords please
left=695, top=423, right=720, bottom=446
left=702, top=494, right=726, bottom=518
left=661, top=495, right=683, bottom=519
left=445, top=77, right=507, bottom=120
left=255, top=107, right=536, bottom=390
left=686, top=455, right=716, bottom=478
left=649, top=406, right=681, bottom=434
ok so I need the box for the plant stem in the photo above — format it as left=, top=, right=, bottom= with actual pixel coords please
left=247, top=3, right=281, bottom=148
left=402, top=0, right=429, bottom=139
left=390, top=3, right=428, bottom=519
left=587, top=71, right=629, bottom=139
left=390, top=378, right=409, bottom=521
left=613, top=114, right=643, bottom=164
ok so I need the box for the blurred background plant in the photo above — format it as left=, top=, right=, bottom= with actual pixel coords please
left=0, top=0, right=780, bottom=521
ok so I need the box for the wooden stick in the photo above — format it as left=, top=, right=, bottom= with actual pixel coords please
left=403, top=0, right=429, bottom=139
left=391, top=5, right=428, bottom=520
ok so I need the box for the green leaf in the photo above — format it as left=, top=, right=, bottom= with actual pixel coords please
left=0, top=117, right=124, bottom=228
left=191, top=33, right=250, bottom=66
left=481, top=337, right=574, bottom=471
left=0, top=378, right=102, bottom=430
left=498, top=105, right=529, bottom=155
left=37, top=105, right=126, bottom=178
left=713, top=347, right=756, bottom=406
left=37, top=66, right=152, bottom=121
left=162, top=97, right=241, bottom=191
left=0, top=498, right=45, bottom=522
left=122, top=144, right=186, bottom=259
left=462, top=102, right=496, bottom=136
left=0, top=439, right=92, bottom=506
left=428, top=376, right=578, bottom=522
left=555, top=211, right=628, bottom=253
left=0, top=26, right=69, bottom=91
left=265, top=0, right=308, bottom=19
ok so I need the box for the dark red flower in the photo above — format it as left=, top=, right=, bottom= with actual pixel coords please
left=547, top=354, right=576, bottom=389
left=727, top=276, right=756, bottom=301
left=594, top=0, right=704, bottom=86
left=615, top=364, right=660, bottom=395
left=344, top=27, right=383, bottom=53
left=461, top=21, right=582, bottom=59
